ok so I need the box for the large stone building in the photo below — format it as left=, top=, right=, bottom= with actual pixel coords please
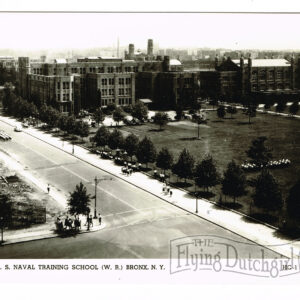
left=200, top=55, right=300, bottom=101
left=136, top=70, right=199, bottom=108
left=18, top=52, right=186, bottom=114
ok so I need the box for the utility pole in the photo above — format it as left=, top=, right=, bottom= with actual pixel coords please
left=93, top=176, right=112, bottom=219
left=94, top=176, right=100, bottom=219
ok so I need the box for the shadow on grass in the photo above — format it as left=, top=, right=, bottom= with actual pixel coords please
left=274, top=227, right=300, bottom=240
left=148, top=128, right=164, bottom=132
left=179, top=137, right=200, bottom=141
left=196, top=191, right=216, bottom=199
left=211, top=120, right=224, bottom=123
left=171, top=181, right=193, bottom=188
left=140, top=166, right=153, bottom=172
left=218, top=201, right=243, bottom=210
left=242, top=213, right=278, bottom=226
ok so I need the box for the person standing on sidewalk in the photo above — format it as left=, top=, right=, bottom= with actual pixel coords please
left=47, top=184, right=50, bottom=193
left=98, top=213, right=102, bottom=226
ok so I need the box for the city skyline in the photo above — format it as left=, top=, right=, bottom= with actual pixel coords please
left=1, top=13, right=300, bottom=52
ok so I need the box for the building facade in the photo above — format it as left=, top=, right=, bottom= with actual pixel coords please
left=136, top=71, right=199, bottom=108
left=200, top=55, right=300, bottom=101
left=18, top=54, right=184, bottom=114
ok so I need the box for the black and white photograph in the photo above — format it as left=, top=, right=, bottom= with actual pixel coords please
left=0, top=0, right=300, bottom=298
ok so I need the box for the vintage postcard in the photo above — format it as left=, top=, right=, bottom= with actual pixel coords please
left=0, top=0, right=300, bottom=298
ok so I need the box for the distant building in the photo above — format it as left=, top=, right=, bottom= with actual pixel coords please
left=0, top=56, right=16, bottom=70
left=200, top=55, right=300, bottom=100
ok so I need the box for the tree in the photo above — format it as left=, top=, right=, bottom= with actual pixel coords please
left=156, top=147, right=174, bottom=174
left=217, top=105, right=226, bottom=119
left=58, top=115, right=69, bottom=133
left=286, top=179, right=300, bottom=221
left=0, top=193, right=13, bottom=243
left=242, top=95, right=257, bottom=124
left=227, top=106, right=237, bottom=118
left=107, top=129, right=124, bottom=150
left=94, top=126, right=110, bottom=149
left=252, top=170, right=282, bottom=212
left=131, top=102, right=149, bottom=121
left=68, top=182, right=91, bottom=218
left=113, top=107, right=125, bottom=126
left=222, top=160, right=247, bottom=203
left=289, top=101, right=299, bottom=116
left=75, top=120, right=90, bottom=141
left=124, top=133, right=139, bottom=161
left=153, top=112, right=168, bottom=130
left=136, top=136, right=157, bottom=167
left=65, top=116, right=77, bottom=134
left=93, top=108, right=105, bottom=126
left=246, top=136, right=272, bottom=167
left=175, top=105, right=184, bottom=121
left=195, top=155, right=219, bottom=192
left=172, top=148, right=195, bottom=183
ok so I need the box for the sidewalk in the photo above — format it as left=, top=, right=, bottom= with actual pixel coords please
left=1, top=219, right=106, bottom=246
left=1, top=115, right=300, bottom=258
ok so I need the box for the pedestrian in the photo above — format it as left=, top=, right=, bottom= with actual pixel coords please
left=64, top=216, right=70, bottom=230
left=98, top=213, right=102, bottom=226
left=47, top=184, right=50, bottom=193
left=170, top=190, right=173, bottom=197
left=89, top=215, right=93, bottom=228
left=166, top=186, right=170, bottom=194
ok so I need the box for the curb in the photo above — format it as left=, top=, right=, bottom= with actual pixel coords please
left=1, top=224, right=106, bottom=246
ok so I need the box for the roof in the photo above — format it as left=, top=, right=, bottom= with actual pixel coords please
left=232, top=59, right=290, bottom=67
left=170, top=59, right=182, bottom=66
left=54, top=58, right=67, bottom=64
left=139, top=99, right=152, bottom=104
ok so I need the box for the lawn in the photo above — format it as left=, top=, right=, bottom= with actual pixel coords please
left=117, top=109, right=300, bottom=226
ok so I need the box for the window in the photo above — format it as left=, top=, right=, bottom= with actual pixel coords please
left=119, top=88, right=124, bottom=95
left=116, top=67, right=121, bottom=73
left=125, top=78, right=131, bottom=84
left=259, top=70, right=266, bottom=80
left=109, top=78, right=114, bottom=85
left=57, top=82, right=60, bottom=89
left=98, top=67, right=104, bottom=73
left=277, top=70, right=283, bottom=79
left=125, top=67, right=131, bottom=72
left=107, top=67, right=114, bottom=73
left=101, top=79, right=107, bottom=85
left=109, top=89, right=114, bottom=96
left=119, top=78, right=124, bottom=85
left=269, top=70, right=274, bottom=80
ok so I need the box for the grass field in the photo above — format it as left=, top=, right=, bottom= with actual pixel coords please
left=116, top=108, right=300, bottom=226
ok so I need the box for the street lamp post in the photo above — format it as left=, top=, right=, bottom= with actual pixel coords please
left=94, top=176, right=100, bottom=219
left=93, top=176, right=112, bottom=219
left=195, top=183, right=198, bottom=213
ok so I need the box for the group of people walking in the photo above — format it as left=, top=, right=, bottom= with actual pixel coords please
left=55, top=213, right=102, bottom=232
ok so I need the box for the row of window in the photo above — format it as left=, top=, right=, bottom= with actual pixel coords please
left=67, top=66, right=138, bottom=74
left=101, top=78, right=132, bottom=85
left=252, top=70, right=290, bottom=80
left=101, top=98, right=132, bottom=106
left=252, top=84, right=290, bottom=91
left=57, top=93, right=72, bottom=101
left=57, top=82, right=73, bottom=89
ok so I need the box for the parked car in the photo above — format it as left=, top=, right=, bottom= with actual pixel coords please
left=14, top=126, right=22, bottom=132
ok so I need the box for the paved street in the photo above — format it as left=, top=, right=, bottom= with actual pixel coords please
left=0, top=119, right=282, bottom=258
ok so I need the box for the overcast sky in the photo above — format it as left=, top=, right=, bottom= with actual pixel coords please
left=1, top=13, right=300, bottom=51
